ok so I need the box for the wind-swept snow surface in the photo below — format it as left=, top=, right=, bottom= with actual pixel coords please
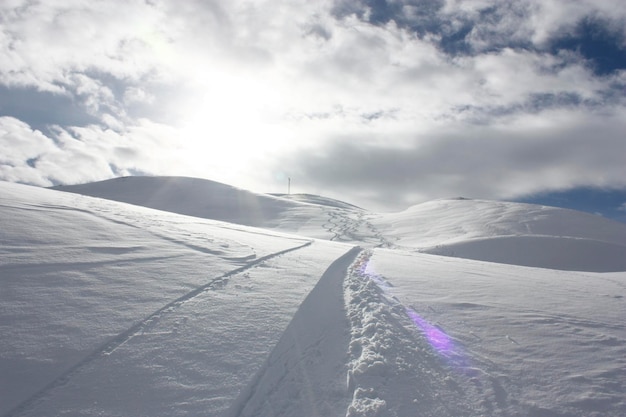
left=3, top=178, right=626, bottom=416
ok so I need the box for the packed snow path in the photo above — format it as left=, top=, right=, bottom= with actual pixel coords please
left=229, top=248, right=495, bottom=416
left=344, top=250, right=488, bottom=416
left=227, top=247, right=361, bottom=417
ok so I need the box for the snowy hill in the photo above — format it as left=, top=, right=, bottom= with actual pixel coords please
left=51, top=176, right=306, bottom=227
left=2, top=179, right=625, bottom=416
left=55, top=176, right=626, bottom=272
left=271, top=192, right=364, bottom=210
left=375, top=198, right=626, bottom=272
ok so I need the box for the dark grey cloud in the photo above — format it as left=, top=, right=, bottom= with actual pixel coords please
left=305, top=23, right=333, bottom=41
left=450, top=90, right=623, bottom=125
left=332, top=0, right=443, bottom=29
left=279, top=114, right=626, bottom=210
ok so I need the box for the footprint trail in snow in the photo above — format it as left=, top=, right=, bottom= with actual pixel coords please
left=344, top=250, right=490, bottom=417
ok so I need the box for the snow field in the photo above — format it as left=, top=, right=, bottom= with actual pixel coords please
left=13, top=241, right=351, bottom=417
left=0, top=182, right=351, bottom=416
left=2, top=178, right=626, bottom=416
left=371, top=249, right=626, bottom=416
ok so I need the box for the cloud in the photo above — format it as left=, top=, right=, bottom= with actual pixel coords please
left=0, top=117, right=60, bottom=185
left=279, top=107, right=626, bottom=210
left=0, top=116, right=194, bottom=186
left=0, top=0, right=625, bottom=209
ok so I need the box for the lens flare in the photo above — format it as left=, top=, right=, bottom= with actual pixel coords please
left=405, top=308, right=455, bottom=356
left=357, top=252, right=465, bottom=365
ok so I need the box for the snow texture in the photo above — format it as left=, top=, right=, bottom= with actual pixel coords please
left=1, top=177, right=625, bottom=416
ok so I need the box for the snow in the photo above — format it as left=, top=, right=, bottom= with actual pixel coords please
left=2, top=177, right=626, bottom=416
left=373, top=198, right=626, bottom=272
left=368, top=249, right=626, bottom=416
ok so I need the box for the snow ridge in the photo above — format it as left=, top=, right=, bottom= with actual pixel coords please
left=344, top=251, right=489, bottom=417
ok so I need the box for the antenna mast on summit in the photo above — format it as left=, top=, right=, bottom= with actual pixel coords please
left=288, top=177, right=291, bottom=195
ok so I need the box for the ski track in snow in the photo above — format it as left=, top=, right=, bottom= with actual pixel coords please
left=230, top=247, right=496, bottom=417
left=227, top=247, right=362, bottom=417
left=322, top=209, right=393, bottom=248
left=3, top=240, right=313, bottom=417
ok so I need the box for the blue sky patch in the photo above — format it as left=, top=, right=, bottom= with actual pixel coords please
left=515, top=187, right=626, bottom=223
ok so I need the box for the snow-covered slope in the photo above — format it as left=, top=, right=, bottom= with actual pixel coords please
left=374, top=198, right=626, bottom=272
left=55, top=177, right=626, bottom=272
left=3, top=179, right=625, bottom=416
left=0, top=181, right=350, bottom=417
left=52, top=176, right=388, bottom=246
left=51, top=176, right=307, bottom=228
left=271, top=193, right=364, bottom=210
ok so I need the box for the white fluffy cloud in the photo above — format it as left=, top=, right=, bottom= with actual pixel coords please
left=0, top=116, right=196, bottom=185
left=1, top=0, right=625, bottom=209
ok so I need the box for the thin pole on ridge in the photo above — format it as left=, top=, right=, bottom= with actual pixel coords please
left=288, top=177, right=291, bottom=195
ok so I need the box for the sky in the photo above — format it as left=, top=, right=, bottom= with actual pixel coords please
left=1, top=0, right=625, bottom=214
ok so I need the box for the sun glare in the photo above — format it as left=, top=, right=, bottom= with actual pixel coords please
left=178, top=74, right=289, bottom=174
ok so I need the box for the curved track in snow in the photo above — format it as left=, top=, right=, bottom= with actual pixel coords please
left=4, top=240, right=313, bottom=417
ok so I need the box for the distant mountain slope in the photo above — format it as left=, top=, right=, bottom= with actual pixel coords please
left=52, top=176, right=312, bottom=228
left=375, top=198, right=626, bottom=272
left=51, top=176, right=373, bottom=243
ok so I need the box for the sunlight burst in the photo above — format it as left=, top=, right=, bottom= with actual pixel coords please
left=174, top=73, right=292, bottom=181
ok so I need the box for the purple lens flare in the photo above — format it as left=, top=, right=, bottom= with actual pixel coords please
left=405, top=308, right=455, bottom=356
left=357, top=253, right=465, bottom=365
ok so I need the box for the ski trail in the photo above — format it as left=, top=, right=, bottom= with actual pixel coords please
left=101, top=239, right=311, bottom=355
left=227, top=247, right=489, bottom=417
left=3, top=240, right=313, bottom=417
left=322, top=209, right=394, bottom=248
left=226, top=246, right=362, bottom=417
